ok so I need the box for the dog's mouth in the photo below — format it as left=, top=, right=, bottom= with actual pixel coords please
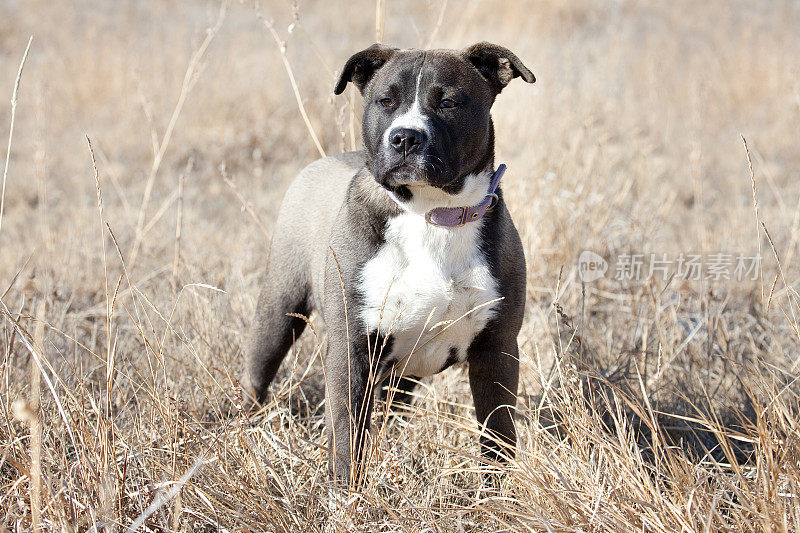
left=380, top=172, right=466, bottom=203
left=378, top=159, right=459, bottom=197
left=378, top=165, right=411, bottom=199
left=383, top=161, right=420, bottom=180
left=376, top=162, right=417, bottom=198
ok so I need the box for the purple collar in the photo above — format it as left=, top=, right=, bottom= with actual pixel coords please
left=424, top=164, right=506, bottom=228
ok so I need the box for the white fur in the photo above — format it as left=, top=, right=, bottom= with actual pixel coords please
left=358, top=184, right=500, bottom=377
left=401, top=169, right=492, bottom=216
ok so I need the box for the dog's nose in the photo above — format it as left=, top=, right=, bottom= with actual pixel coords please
left=389, top=128, right=427, bottom=155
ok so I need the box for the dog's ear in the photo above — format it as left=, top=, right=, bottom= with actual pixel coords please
left=334, top=44, right=398, bottom=95
left=463, top=42, right=535, bottom=94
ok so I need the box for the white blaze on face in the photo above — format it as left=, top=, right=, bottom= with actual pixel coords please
left=383, top=67, right=431, bottom=148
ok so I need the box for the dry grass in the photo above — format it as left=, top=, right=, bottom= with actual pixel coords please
left=1, top=0, right=800, bottom=531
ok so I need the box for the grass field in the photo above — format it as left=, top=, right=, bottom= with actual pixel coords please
left=2, top=0, right=800, bottom=530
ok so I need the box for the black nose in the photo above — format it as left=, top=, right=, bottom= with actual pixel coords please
left=389, top=128, right=427, bottom=155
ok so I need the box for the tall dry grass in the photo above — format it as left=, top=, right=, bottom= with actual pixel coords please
left=1, top=0, right=799, bottom=530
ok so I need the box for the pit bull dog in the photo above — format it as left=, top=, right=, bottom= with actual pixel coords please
left=247, top=42, right=534, bottom=483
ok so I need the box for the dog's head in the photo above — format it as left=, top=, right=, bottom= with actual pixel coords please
left=334, top=43, right=534, bottom=202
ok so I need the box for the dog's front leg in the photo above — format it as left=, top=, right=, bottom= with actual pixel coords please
left=324, top=329, right=378, bottom=485
left=322, top=201, right=386, bottom=485
left=322, top=233, right=380, bottom=485
left=467, top=325, right=520, bottom=465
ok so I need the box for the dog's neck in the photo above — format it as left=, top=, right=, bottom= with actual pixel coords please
left=385, top=165, right=506, bottom=228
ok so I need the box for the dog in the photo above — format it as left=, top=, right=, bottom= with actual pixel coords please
left=247, top=42, right=534, bottom=483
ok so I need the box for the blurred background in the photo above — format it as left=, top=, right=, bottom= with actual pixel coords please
left=1, top=0, right=799, bottom=529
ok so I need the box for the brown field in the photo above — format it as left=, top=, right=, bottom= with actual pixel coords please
left=1, top=0, right=800, bottom=530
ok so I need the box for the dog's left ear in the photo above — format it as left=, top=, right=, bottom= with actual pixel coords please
left=334, top=43, right=398, bottom=95
left=463, top=42, right=535, bottom=94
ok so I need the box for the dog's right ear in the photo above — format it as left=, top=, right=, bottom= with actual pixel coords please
left=334, top=44, right=398, bottom=95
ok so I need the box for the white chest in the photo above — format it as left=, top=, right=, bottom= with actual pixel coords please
left=358, top=213, right=499, bottom=377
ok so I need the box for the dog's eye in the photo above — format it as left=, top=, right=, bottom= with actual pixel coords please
left=439, top=98, right=458, bottom=109
left=378, top=97, right=394, bottom=108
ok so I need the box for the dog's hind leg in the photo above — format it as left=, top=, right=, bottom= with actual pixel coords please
left=246, top=268, right=310, bottom=404
left=379, top=374, right=418, bottom=409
